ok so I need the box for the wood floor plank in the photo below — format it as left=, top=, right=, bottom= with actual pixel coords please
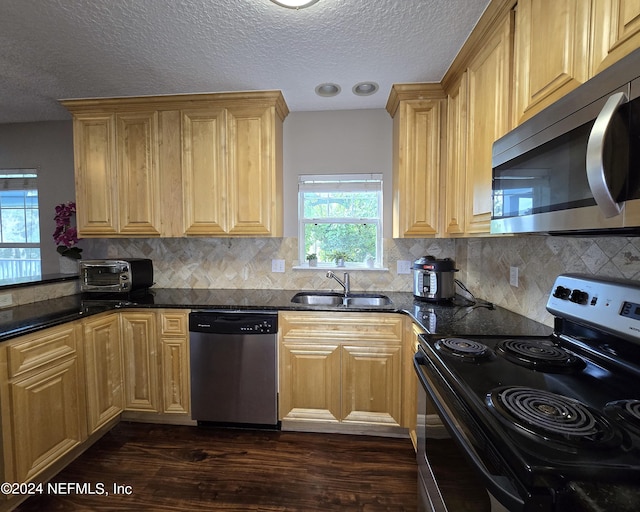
left=15, top=422, right=418, bottom=511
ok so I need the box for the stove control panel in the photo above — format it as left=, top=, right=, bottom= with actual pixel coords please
left=547, top=274, right=640, bottom=342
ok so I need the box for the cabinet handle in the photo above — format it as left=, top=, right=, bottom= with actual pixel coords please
left=586, top=91, right=628, bottom=218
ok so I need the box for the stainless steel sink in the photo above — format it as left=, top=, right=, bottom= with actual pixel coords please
left=291, top=292, right=392, bottom=307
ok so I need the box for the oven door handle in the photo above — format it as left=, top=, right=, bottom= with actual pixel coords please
left=586, top=90, right=628, bottom=218
left=413, top=351, right=526, bottom=512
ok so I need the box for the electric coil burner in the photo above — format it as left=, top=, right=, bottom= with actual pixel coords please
left=495, top=339, right=585, bottom=373
left=435, top=337, right=494, bottom=361
left=487, top=386, right=625, bottom=451
left=414, top=274, right=640, bottom=511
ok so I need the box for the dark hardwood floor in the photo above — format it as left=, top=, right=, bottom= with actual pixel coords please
left=16, top=422, right=418, bottom=511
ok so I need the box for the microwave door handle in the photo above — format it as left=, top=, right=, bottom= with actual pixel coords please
left=586, top=91, right=628, bottom=218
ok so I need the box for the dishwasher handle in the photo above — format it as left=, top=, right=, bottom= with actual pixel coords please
left=189, top=311, right=278, bottom=335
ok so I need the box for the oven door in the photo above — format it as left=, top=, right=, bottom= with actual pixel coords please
left=414, top=347, right=522, bottom=512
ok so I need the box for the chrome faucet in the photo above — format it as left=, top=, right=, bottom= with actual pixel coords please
left=326, top=271, right=350, bottom=296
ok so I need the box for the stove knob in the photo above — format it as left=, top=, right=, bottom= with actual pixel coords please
left=569, top=289, right=589, bottom=305
left=553, top=285, right=571, bottom=300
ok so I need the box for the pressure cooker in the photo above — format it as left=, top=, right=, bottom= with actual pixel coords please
left=412, top=256, right=458, bottom=301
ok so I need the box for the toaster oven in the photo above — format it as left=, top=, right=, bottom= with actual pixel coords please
left=79, top=258, right=153, bottom=293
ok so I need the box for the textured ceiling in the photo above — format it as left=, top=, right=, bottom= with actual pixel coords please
left=0, top=0, right=489, bottom=123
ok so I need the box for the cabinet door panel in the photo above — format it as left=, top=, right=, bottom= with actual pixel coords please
left=592, top=0, right=640, bottom=75
left=73, top=114, right=118, bottom=236
left=161, top=338, right=190, bottom=414
left=466, top=13, right=513, bottom=234
left=182, top=108, right=227, bottom=235
left=514, top=0, right=590, bottom=123
left=83, top=315, right=123, bottom=433
left=226, top=107, right=277, bottom=235
left=121, top=312, right=158, bottom=412
left=341, top=344, right=402, bottom=426
left=10, top=358, right=83, bottom=482
left=444, top=74, right=467, bottom=236
left=280, top=343, right=341, bottom=423
left=117, top=112, right=161, bottom=235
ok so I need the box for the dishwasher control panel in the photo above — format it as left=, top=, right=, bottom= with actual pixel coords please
left=189, top=311, right=278, bottom=335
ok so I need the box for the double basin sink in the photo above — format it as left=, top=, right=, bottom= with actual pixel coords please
left=291, top=291, right=392, bottom=308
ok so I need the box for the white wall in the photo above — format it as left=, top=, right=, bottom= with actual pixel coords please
left=0, top=121, right=75, bottom=275
left=282, top=109, right=393, bottom=237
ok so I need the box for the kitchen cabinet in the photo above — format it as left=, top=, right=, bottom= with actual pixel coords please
left=62, top=91, right=288, bottom=238
left=405, top=321, right=424, bottom=450
left=465, top=10, right=514, bottom=234
left=158, top=310, right=190, bottom=415
left=513, top=0, right=591, bottom=124
left=71, top=111, right=161, bottom=236
left=443, top=72, right=468, bottom=236
left=386, top=84, right=446, bottom=238
left=121, top=311, right=159, bottom=412
left=591, top=0, right=640, bottom=75
left=279, top=311, right=405, bottom=434
left=82, top=313, right=123, bottom=434
left=0, top=323, right=86, bottom=484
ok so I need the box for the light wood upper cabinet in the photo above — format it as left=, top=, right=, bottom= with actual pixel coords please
left=279, top=311, right=405, bottom=433
left=62, top=91, right=288, bottom=238
left=72, top=114, right=118, bottom=236
left=0, top=323, right=86, bottom=484
left=514, top=0, right=591, bottom=124
left=443, top=73, right=468, bottom=236
left=182, top=108, right=227, bottom=235
left=465, top=10, right=514, bottom=234
left=591, top=0, right=640, bottom=75
left=386, top=84, right=446, bottom=238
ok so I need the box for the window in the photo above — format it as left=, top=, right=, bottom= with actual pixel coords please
left=298, top=174, right=382, bottom=268
left=0, top=170, right=40, bottom=280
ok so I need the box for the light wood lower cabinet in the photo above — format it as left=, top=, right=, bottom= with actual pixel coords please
left=82, top=313, right=124, bottom=434
left=120, top=309, right=191, bottom=419
left=405, top=321, right=425, bottom=450
left=0, top=323, right=86, bottom=484
left=279, top=311, right=406, bottom=435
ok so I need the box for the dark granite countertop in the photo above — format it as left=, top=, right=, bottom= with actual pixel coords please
left=0, top=287, right=552, bottom=342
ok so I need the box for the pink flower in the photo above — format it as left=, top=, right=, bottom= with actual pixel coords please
left=53, top=201, right=82, bottom=249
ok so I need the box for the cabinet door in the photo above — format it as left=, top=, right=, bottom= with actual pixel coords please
left=226, top=106, right=282, bottom=236
left=73, top=113, right=118, bottom=236
left=279, top=342, right=341, bottom=423
left=392, top=99, right=443, bottom=237
left=591, top=0, right=640, bottom=75
left=182, top=108, right=227, bottom=235
left=466, top=12, right=514, bottom=234
left=10, top=357, right=84, bottom=483
left=159, top=311, right=190, bottom=415
left=121, top=311, right=159, bottom=412
left=116, top=112, right=161, bottom=235
left=443, top=73, right=468, bottom=236
left=83, top=314, right=123, bottom=433
left=341, top=344, right=402, bottom=426
left=514, top=0, right=591, bottom=124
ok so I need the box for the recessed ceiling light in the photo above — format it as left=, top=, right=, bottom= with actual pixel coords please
left=315, top=83, right=341, bottom=97
left=270, top=0, right=319, bottom=8
left=352, top=82, right=379, bottom=96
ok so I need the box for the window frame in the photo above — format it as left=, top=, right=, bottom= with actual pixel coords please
left=298, top=173, right=383, bottom=269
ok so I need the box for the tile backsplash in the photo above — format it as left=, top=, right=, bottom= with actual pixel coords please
left=82, top=234, right=640, bottom=327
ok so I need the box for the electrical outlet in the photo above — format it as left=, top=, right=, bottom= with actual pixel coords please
left=509, top=266, right=519, bottom=287
left=397, top=260, right=412, bottom=275
left=271, top=259, right=285, bottom=273
left=0, top=293, right=13, bottom=308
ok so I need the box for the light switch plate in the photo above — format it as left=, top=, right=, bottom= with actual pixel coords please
left=509, top=266, right=519, bottom=287
left=397, top=260, right=412, bottom=275
left=272, top=259, right=285, bottom=273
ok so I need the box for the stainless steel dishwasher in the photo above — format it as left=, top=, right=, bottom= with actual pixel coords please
left=189, top=310, right=279, bottom=428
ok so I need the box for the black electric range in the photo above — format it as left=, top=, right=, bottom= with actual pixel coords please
left=414, top=274, right=640, bottom=511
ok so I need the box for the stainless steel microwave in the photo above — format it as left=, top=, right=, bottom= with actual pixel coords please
left=79, top=258, right=154, bottom=293
left=491, top=48, right=640, bottom=235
